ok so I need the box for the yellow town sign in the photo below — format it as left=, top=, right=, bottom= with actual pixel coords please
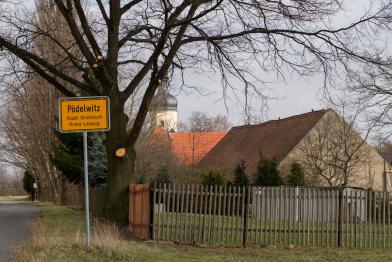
left=59, top=96, right=110, bottom=132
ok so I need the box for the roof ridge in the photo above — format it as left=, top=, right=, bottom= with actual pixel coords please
left=173, top=131, right=228, bottom=135
left=232, top=108, right=331, bottom=130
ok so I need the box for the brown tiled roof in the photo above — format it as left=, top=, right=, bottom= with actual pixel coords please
left=199, top=109, right=330, bottom=173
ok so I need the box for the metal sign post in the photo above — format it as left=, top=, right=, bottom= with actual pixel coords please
left=58, top=96, right=110, bottom=248
left=83, top=131, right=91, bottom=247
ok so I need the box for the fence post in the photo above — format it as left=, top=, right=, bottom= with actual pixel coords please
left=129, top=184, right=134, bottom=234
left=337, top=187, right=344, bottom=247
left=242, top=186, right=249, bottom=247
left=129, top=183, right=153, bottom=241
left=149, top=183, right=154, bottom=240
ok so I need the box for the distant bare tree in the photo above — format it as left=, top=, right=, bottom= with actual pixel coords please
left=178, top=111, right=231, bottom=132
left=176, top=111, right=230, bottom=167
left=212, top=115, right=232, bottom=132
left=0, top=78, right=64, bottom=202
left=0, top=168, right=24, bottom=196
left=0, top=0, right=75, bottom=203
left=134, top=129, right=174, bottom=183
left=345, top=62, right=392, bottom=139
left=0, top=165, right=9, bottom=195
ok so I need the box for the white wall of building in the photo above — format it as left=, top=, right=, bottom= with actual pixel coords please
left=155, top=110, right=177, bottom=131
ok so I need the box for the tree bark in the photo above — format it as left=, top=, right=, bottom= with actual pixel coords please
left=104, top=154, right=135, bottom=224
left=103, top=95, right=135, bottom=224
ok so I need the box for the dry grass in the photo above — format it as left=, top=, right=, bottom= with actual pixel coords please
left=29, top=218, right=45, bottom=249
left=0, top=195, right=29, bottom=201
left=92, top=218, right=121, bottom=250
left=15, top=203, right=124, bottom=261
left=73, top=228, right=82, bottom=246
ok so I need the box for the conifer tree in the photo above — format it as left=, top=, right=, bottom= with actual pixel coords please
left=155, top=167, right=171, bottom=184
left=287, top=162, right=306, bottom=186
left=88, top=133, right=108, bottom=187
left=201, top=170, right=225, bottom=186
left=51, top=130, right=107, bottom=187
left=23, top=170, right=35, bottom=197
left=255, top=155, right=282, bottom=186
left=51, top=130, right=83, bottom=184
left=234, top=160, right=249, bottom=186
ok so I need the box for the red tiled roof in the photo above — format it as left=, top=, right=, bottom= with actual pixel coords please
left=199, top=109, right=330, bottom=173
left=171, top=132, right=227, bottom=165
left=148, top=128, right=227, bottom=165
left=148, top=127, right=169, bottom=148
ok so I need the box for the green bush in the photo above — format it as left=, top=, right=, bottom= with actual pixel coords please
left=233, top=160, right=249, bottom=186
left=155, top=167, right=171, bottom=184
left=201, top=170, right=225, bottom=186
left=254, top=154, right=283, bottom=186
left=23, top=170, right=35, bottom=199
left=287, top=162, right=305, bottom=186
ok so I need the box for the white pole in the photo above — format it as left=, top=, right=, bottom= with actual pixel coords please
left=33, top=183, right=38, bottom=202
left=83, top=132, right=91, bottom=247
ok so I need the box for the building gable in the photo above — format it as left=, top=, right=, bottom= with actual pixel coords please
left=281, top=110, right=388, bottom=190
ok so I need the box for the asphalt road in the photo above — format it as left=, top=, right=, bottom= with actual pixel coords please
left=0, top=200, right=39, bottom=262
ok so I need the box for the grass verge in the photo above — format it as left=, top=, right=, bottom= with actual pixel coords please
left=0, top=195, right=29, bottom=201
left=16, top=202, right=392, bottom=262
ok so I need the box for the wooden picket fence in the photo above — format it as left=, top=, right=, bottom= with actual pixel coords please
left=146, top=184, right=392, bottom=248
left=90, top=186, right=106, bottom=217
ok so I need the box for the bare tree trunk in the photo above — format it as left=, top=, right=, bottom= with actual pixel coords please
left=105, top=154, right=135, bottom=224
left=104, top=99, right=135, bottom=223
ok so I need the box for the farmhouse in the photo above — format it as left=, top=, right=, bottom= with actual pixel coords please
left=200, top=109, right=392, bottom=191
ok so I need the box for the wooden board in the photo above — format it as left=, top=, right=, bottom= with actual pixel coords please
left=129, top=183, right=151, bottom=240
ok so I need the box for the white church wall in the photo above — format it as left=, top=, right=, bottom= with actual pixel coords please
left=155, top=110, right=177, bottom=131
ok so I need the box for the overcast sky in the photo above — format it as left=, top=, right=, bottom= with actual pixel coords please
left=13, top=0, right=374, bottom=126
left=166, top=0, right=379, bottom=126
left=175, top=0, right=368, bottom=125
left=176, top=68, right=326, bottom=126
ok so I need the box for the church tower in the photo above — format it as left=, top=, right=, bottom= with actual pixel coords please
left=150, top=76, right=178, bottom=132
